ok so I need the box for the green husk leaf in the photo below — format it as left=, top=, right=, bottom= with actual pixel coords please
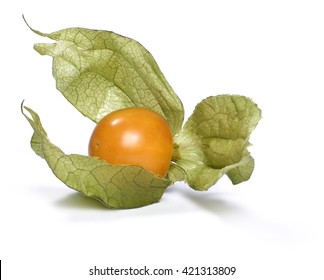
left=22, top=105, right=171, bottom=209
left=171, top=95, right=261, bottom=190
left=28, top=24, right=184, bottom=135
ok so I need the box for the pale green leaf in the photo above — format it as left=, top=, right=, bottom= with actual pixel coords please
left=22, top=105, right=171, bottom=209
left=28, top=25, right=184, bottom=135
left=225, top=151, right=255, bottom=185
left=172, top=95, right=261, bottom=190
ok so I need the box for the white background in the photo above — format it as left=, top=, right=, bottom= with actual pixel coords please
left=1, top=0, right=324, bottom=279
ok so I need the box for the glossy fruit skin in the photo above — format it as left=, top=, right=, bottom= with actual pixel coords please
left=88, top=107, right=173, bottom=177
